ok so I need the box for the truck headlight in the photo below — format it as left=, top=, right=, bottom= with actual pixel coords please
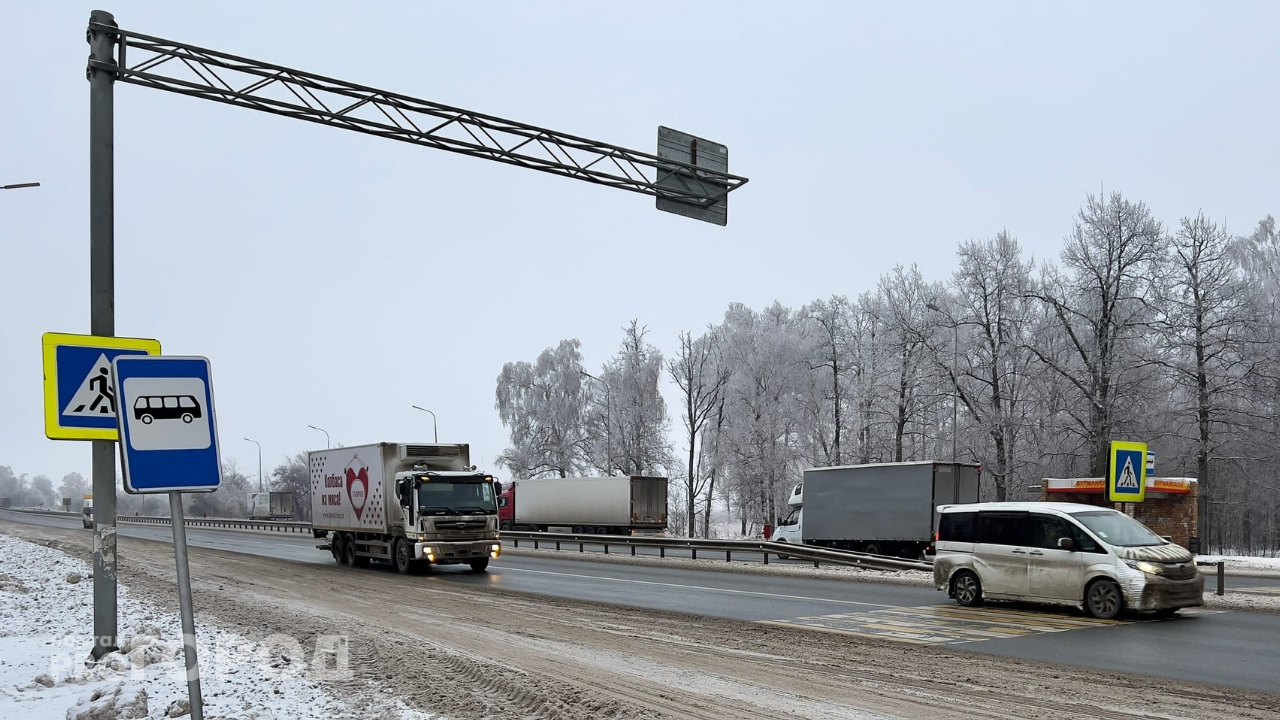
left=1124, top=559, right=1163, bottom=575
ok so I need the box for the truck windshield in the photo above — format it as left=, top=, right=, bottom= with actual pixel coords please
left=418, top=481, right=496, bottom=516
left=1070, top=510, right=1165, bottom=547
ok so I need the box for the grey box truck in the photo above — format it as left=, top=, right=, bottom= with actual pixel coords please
left=770, top=461, right=980, bottom=558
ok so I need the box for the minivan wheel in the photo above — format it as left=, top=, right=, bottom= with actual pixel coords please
left=952, top=571, right=983, bottom=607
left=1086, top=579, right=1124, bottom=620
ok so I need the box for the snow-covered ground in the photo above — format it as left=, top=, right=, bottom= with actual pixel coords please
left=0, top=534, right=432, bottom=720
left=1197, top=554, right=1280, bottom=573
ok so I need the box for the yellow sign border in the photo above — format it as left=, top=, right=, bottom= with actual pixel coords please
left=43, top=332, right=161, bottom=441
left=1107, top=440, right=1147, bottom=503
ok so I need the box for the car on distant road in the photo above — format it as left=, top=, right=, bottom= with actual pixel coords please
left=933, top=502, right=1203, bottom=619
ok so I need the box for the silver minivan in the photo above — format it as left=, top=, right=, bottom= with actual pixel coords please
left=933, top=502, right=1204, bottom=619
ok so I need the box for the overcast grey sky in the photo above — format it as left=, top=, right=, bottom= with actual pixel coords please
left=3, top=2, right=1278, bottom=488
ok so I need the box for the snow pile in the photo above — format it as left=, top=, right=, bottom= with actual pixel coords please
left=0, top=534, right=432, bottom=719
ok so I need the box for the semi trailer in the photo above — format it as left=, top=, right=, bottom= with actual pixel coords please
left=498, top=476, right=668, bottom=535
left=247, top=491, right=295, bottom=520
left=770, top=461, right=981, bottom=557
left=309, top=442, right=501, bottom=573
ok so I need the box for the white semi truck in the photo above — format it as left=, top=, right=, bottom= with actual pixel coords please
left=309, top=442, right=501, bottom=573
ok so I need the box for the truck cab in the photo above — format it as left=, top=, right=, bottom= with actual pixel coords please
left=393, top=468, right=501, bottom=570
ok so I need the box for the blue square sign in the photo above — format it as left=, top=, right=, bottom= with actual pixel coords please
left=112, top=356, right=222, bottom=494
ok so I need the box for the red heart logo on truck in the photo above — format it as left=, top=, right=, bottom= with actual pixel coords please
left=345, top=465, right=369, bottom=521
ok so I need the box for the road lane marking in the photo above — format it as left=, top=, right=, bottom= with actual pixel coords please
left=495, top=566, right=899, bottom=609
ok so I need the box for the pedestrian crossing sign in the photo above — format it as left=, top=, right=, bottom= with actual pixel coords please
left=42, top=332, right=161, bottom=440
left=1107, top=440, right=1147, bottom=503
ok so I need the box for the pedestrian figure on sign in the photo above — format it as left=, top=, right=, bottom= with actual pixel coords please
left=85, top=367, right=115, bottom=414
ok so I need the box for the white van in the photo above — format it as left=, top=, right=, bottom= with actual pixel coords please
left=933, top=502, right=1203, bottom=619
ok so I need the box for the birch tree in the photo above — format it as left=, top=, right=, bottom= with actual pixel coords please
left=667, top=328, right=728, bottom=536
left=495, top=339, right=590, bottom=478
left=588, top=321, right=673, bottom=476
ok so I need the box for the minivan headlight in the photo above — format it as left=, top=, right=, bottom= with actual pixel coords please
left=1124, top=559, right=1163, bottom=575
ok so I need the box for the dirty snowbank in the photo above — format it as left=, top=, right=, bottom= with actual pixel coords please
left=0, top=533, right=431, bottom=720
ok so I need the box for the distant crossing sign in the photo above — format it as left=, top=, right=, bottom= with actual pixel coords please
left=1107, top=440, right=1148, bottom=503
left=42, top=332, right=162, bottom=440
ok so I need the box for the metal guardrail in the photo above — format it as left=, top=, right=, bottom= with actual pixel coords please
left=500, top=530, right=933, bottom=572
left=118, top=515, right=313, bottom=534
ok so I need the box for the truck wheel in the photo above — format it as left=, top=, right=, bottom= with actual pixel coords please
left=952, top=570, right=983, bottom=607
left=393, top=539, right=413, bottom=574
left=774, top=540, right=790, bottom=560
left=469, top=558, right=490, bottom=573
left=500, top=521, right=512, bottom=530
left=331, top=536, right=344, bottom=563
left=1085, top=579, right=1124, bottom=620
left=863, top=543, right=881, bottom=556
left=343, top=537, right=367, bottom=568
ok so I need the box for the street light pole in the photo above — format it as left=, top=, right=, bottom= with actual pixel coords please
left=307, top=425, right=330, bottom=449
left=244, top=438, right=263, bottom=492
left=926, top=302, right=959, bottom=463
left=410, top=406, right=438, bottom=443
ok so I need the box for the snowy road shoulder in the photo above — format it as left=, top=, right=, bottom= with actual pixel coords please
left=0, top=533, right=431, bottom=720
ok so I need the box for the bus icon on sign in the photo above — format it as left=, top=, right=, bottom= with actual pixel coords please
left=133, top=395, right=202, bottom=424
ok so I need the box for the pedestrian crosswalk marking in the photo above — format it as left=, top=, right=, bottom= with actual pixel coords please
left=762, top=604, right=1222, bottom=645
left=62, top=353, right=116, bottom=417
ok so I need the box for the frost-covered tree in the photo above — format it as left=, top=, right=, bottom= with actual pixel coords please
left=589, top=321, right=672, bottom=477
left=272, top=453, right=311, bottom=520
left=667, top=328, right=728, bottom=536
left=941, top=232, right=1037, bottom=500
left=495, top=339, right=590, bottom=478
left=58, top=472, right=87, bottom=510
left=1155, top=214, right=1254, bottom=542
left=875, top=265, right=944, bottom=462
left=1029, top=193, right=1164, bottom=475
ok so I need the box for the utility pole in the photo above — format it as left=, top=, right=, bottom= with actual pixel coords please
left=87, top=9, right=118, bottom=661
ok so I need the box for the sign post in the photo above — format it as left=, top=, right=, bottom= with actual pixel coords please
left=42, top=331, right=161, bottom=659
left=112, top=355, right=222, bottom=720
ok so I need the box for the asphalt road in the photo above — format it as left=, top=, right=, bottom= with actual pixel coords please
left=5, top=510, right=1280, bottom=692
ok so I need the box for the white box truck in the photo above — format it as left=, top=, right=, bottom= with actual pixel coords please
left=497, top=476, right=668, bottom=534
left=309, top=442, right=501, bottom=573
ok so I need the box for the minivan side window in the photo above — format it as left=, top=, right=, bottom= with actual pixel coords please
left=1030, top=514, right=1075, bottom=549
left=1066, top=520, right=1103, bottom=553
left=939, top=512, right=976, bottom=542
left=976, top=512, right=1031, bottom=546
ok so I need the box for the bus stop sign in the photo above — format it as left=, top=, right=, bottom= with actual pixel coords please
left=111, top=355, right=222, bottom=494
